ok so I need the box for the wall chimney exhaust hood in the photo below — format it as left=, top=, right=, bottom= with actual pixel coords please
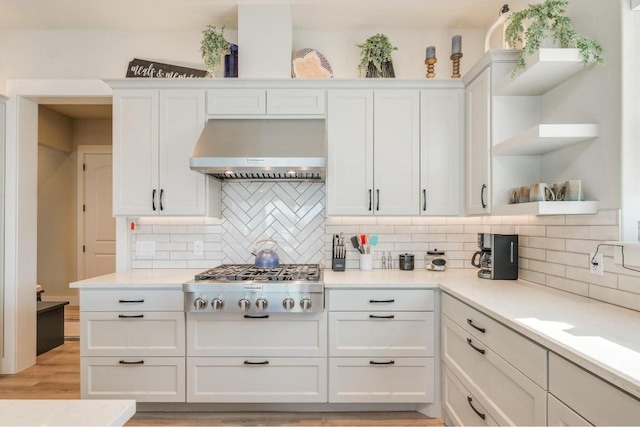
left=190, top=119, right=326, bottom=181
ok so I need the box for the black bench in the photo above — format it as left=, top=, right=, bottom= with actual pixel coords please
left=36, top=301, right=69, bottom=355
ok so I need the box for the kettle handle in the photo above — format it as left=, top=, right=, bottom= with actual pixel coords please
left=252, top=238, right=278, bottom=255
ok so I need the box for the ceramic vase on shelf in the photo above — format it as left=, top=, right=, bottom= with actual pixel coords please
left=366, top=61, right=395, bottom=78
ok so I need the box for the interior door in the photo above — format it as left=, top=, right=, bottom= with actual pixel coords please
left=81, top=151, right=116, bottom=279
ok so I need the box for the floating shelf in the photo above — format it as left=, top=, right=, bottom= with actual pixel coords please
left=495, top=49, right=589, bottom=96
left=493, top=124, right=599, bottom=156
left=493, top=201, right=599, bottom=216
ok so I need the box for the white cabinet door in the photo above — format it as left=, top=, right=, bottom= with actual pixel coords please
left=443, top=365, right=499, bottom=426
left=465, top=67, right=491, bottom=215
left=420, top=89, right=463, bottom=216
left=373, top=90, right=420, bottom=215
left=266, top=89, right=325, bottom=115
left=329, top=311, right=434, bottom=357
left=206, top=89, right=266, bottom=115
left=328, top=357, right=434, bottom=403
left=548, top=394, right=592, bottom=426
left=327, top=289, right=434, bottom=312
left=187, top=357, right=327, bottom=403
left=82, top=356, right=185, bottom=402
left=113, top=89, right=158, bottom=215
left=158, top=90, right=207, bottom=215
left=326, top=90, right=374, bottom=215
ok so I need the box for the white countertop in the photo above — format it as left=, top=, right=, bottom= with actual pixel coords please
left=0, top=399, right=135, bottom=426
left=70, top=267, right=640, bottom=400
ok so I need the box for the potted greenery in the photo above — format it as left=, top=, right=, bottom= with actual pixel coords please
left=357, top=33, right=397, bottom=78
left=504, top=0, right=603, bottom=75
left=201, top=25, right=231, bottom=77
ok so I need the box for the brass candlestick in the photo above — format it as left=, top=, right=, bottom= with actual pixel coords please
left=450, top=52, right=463, bottom=78
left=424, top=57, right=437, bottom=78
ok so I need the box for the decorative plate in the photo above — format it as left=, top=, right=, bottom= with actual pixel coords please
left=291, top=48, right=333, bottom=78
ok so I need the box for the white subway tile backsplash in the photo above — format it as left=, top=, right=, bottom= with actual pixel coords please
left=588, top=226, right=620, bottom=241
left=545, top=250, right=589, bottom=268
left=618, top=274, right=640, bottom=293
left=529, top=237, right=566, bottom=251
left=546, top=275, right=589, bottom=296
left=546, top=225, right=590, bottom=239
left=566, top=266, right=618, bottom=289
left=429, top=225, right=464, bottom=234
left=529, top=259, right=565, bottom=277
left=565, top=210, right=619, bottom=226
left=588, top=285, right=640, bottom=312
left=514, top=225, right=546, bottom=237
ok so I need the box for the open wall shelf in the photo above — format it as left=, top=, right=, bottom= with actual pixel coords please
left=493, top=124, right=599, bottom=156
left=493, top=201, right=598, bottom=216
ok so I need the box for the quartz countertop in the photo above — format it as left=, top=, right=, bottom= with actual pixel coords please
left=69, top=269, right=202, bottom=289
left=326, top=268, right=640, bottom=400
left=0, top=399, right=135, bottom=426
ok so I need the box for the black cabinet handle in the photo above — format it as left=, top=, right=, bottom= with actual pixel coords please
left=369, top=299, right=395, bottom=303
left=467, top=318, right=486, bottom=333
left=376, top=189, right=380, bottom=211
left=480, top=184, right=487, bottom=209
left=152, top=189, right=157, bottom=211
left=119, top=360, right=144, bottom=365
left=244, top=315, right=269, bottom=319
left=118, top=314, right=144, bottom=318
left=244, top=360, right=269, bottom=365
left=423, top=189, right=427, bottom=211
left=118, top=299, right=144, bottom=304
left=369, top=314, right=395, bottom=319
left=467, top=338, right=486, bottom=355
left=467, top=396, right=486, bottom=420
left=368, top=189, right=372, bottom=211
left=369, top=360, right=395, bottom=365
left=160, top=189, right=164, bottom=211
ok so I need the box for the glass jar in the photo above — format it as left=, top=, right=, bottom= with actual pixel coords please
left=425, top=249, right=447, bottom=271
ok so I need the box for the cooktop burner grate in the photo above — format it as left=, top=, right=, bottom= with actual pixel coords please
left=195, top=264, right=321, bottom=282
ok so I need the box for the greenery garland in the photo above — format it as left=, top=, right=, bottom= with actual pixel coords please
left=504, top=0, right=603, bottom=75
left=357, top=34, right=398, bottom=77
left=201, top=25, right=231, bottom=77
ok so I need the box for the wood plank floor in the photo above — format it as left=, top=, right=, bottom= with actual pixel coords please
left=0, top=306, right=443, bottom=426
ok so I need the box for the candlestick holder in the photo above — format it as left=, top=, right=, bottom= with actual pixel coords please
left=450, top=52, right=463, bottom=78
left=424, top=57, right=437, bottom=78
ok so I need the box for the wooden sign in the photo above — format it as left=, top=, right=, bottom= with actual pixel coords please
left=126, top=58, right=207, bottom=78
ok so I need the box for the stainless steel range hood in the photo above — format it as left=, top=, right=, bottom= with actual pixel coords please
left=190, top=119, right=326, bottom=181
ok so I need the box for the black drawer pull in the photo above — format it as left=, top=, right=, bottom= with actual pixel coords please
left=467, top=396, right=486, bottom=420
left=369, top=360, right=395, bottom=365
left=369, top=314, right=395, bottom=319
left=244, top=360, right=269, bottom=365
left=119, top=360, right=144, bottom=365
left=369, top=299, right=395, bottom=303
left=243, top=315, right=269, bottom=319
left=118, top=299, right=144, bottom=304
left=467, top=318, right=486, bottom=333
left=118, top=314, right=144, bottom=318
left=467, top=338, right=486, bottom=355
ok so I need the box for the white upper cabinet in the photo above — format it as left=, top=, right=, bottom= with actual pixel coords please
left=327, top=89, right=419, bottom=216
left=113, top=89, right=219, bottom=216
left=207, top=88, right=325, bottom=116
left=420, top=89, right=464, bottom=216
left=465, top=67, right=491, bottom=215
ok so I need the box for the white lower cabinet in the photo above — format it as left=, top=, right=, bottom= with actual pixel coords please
left=81, top=356, right=185, bottom=402
left=443, top=365, right=498, bottom=426
left=187, top=357, right=327, bottom=403
left=329, top=357, right=434, bottom=403
left=327, top=288, right=436, bottom=404
left=79, top=288, right=186, bottom=402
left=547, top=394, right=592, bottom=426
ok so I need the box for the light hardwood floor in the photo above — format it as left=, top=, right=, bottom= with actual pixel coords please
left=0, top=306, right=443, bottom=426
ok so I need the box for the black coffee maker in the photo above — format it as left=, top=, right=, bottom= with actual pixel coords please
left=471, top=233, right=518, bottom=280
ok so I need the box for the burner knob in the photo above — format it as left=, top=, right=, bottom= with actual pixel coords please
left=256, top=297, right=268, bottom=311
left=211, top=297, right=225, bottom=311
left=193, top=297, right=208, bottom=311
left=300, top=298, right=312, bottom=311
left=282, top=297, right=295, bottom=311
left=238, top=298, right=251, bottom=312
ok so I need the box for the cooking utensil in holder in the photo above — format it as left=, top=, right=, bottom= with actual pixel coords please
left=332, top=234, right=346, bottom=272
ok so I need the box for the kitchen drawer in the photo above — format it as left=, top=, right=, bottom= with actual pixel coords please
left=327, top=289, right=434, bottom=311
left=443, top=365, right=499, bottom=426
left=329, top=311, right=434, bottom=357
left=187, top=357, right=327, bottom=403
left=80, top=289, right=184, bottom=312
left=187, top=312, right=326, bottom=357
left=206, top=89, right=265, bottom=115
left=442, top=315, right=547, bottom=426
left=442, top=292, right=547, bottom=388
left=547, top=393, right=592, bottom=426
left=549, top=353, right=640, bottom=426
left=328, top=357, right=434, bottom=403
left=266, top=89, right=325, bottom=115
left=81, top=312, right=185, bottom=356
left=81, top=356, right=185, bottom=402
